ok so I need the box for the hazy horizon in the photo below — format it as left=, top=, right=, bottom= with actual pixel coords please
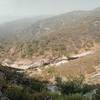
left=0, top=0, right=100, bottom=23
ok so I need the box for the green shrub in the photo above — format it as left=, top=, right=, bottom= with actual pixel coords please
left=31, top=79, right=46, bottom=92
left=82, top=84, right=94, bottom=94
left=94, top=89, right=100, bottom=100
left=49, top=93, right=83, bottom=100
left=56, top=75, right=93, bottom=95
left=6, top=85, right=34, bottom=100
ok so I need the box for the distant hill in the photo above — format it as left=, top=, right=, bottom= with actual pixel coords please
left=0, top=7, right=100, bottom=58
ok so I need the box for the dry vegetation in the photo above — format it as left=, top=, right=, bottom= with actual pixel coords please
left=0, top=7, right=100, bottom=100
left=0, top=8, right=100, bottom=58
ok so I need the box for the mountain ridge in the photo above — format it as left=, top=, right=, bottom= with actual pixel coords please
left=0, top=7, right=100, bottom=58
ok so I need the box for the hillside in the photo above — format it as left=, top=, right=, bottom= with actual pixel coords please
left=0, top=7, right=100, bottom=100
left=0, top=8, right=100, bottom=59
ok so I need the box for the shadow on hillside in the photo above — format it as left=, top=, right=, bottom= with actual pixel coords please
left=0, top=64, right=48, bottom=90
left=0, top=64, right=51, bottom=100
left=0, top=64, right=100, bottom=100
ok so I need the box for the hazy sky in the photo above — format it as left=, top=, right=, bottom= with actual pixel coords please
left=0, top=0, right=100, bottom=23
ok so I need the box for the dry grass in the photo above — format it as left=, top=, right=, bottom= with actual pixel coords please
left=55, top=48, right=100, bottom=77
left=25, top=46, right=100, bottom=83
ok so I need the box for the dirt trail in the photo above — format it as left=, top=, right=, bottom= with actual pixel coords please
left=2, top=51, right=94, bottom=70
left=69, top=51, right=94, bottom=58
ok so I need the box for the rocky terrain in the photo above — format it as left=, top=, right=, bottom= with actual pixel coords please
left=0, top=47, right=99, bottom=85
left=0, top=7, right=100, bottom=84
left=0, top=63, right=100, bottom=100
left=0, top=7, right=100, bottom=58
left=0, top=7, right=100, bottom=100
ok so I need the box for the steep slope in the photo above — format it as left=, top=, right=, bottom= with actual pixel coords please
left=0, top=8, right=100, bottom=58
left=0, top=16, right=47, bottom=41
